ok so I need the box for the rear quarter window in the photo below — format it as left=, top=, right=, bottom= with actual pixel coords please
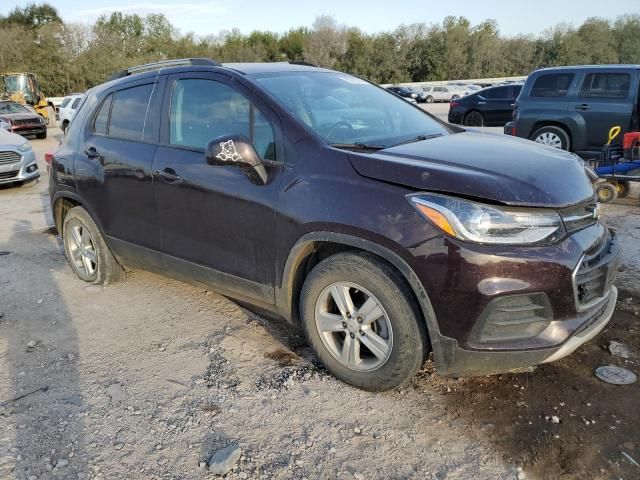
left=108, top=84, right=154, bottom=141
left=60, top=98, right=71, bottom=108
left=579, top=73, right=631, bottom=98
left=530, top=73, right=574, bottom=98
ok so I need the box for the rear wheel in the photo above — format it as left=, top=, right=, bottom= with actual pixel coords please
left=463, top=110, right=485, bottom=127
left=36, top=131, right=46, bottom=139
left=530, top=125, right=570, bottom=150
left=596, top=182, right=618, bottom=204
left=61, top=120, right=69, bottom=133
left=300, top=252, right=429, bottom=391
left=425, top=95, right=434, bottom=103
left=62, top=206, right=124, bottom=285
left=615, top=169, right=640, bottom=198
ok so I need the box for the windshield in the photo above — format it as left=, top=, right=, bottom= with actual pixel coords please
left=0, top=102, right=30, bottom=114
left=254, top=72, right=449, bottom=147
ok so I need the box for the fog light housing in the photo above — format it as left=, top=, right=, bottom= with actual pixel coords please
left=26, top=164, right=38, bottom=173
left=471, top=293, right=552, bottom=344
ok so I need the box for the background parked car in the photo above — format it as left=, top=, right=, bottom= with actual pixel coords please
left=59, top=93, right=86, bottom=133
left=386, top=86, right=418, bottom=103
left=0, top=127, right=38, bottom=187
left=0, top=100, right=47, bottom=139
left=422, top=85, right=468, bottom=103
left=449, top=84, right=522, bottom=127
left=505, top=65, right=640, bottom=157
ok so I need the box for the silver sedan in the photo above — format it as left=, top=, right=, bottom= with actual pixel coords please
left=0, top=128, right=39, bottom=187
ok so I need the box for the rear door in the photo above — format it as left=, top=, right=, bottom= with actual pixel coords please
left=75, top=79, right=164, bottom=260
left=574, top=70, right=636, bottom=148
left=482, top=86, right=512, bottom=125
left=152, top=72, right=285, bottom=300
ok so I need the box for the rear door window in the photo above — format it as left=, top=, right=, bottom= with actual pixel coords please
left=60, top=98, right=71, bottom=108
left=530, top=73, right=574, bottom=97
left=71, top=98, right=82, bottom=109
left=485, top=87, right=509, bottom=99
left=108, top=84, right=155, bottom=141
left=579, top=73, right=631, bottom=98
left=93, top=94, right=113, bottom=136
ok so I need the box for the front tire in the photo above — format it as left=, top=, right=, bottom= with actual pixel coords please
left=463, top=110, right=485, bottom=127
left=425, top=95, right=434, bottom=103
left=530, top=125, right=570, bottom=150
left=62, top=206, right=124, bottom=285
left=300, top=252, right=429, bottom=391
left=595, top=182, right=618, bottom=204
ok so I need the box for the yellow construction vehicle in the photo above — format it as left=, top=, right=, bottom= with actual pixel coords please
left=0, top=72, right=56, bottom=125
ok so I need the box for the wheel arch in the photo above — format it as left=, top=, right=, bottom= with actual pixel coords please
left=529, top=121, right=574, bottom=150
left=276, top=232, right=445, bottom=364
left=52, top=191, right=104, bottom=236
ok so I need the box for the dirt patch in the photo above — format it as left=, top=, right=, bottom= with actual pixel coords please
left=264, top=348, right=301, bottom=367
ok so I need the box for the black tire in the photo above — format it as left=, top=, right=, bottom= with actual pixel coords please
left=595, top=182, right=618, bottom=204
left=530, top=125, right=570, bottom=150
left=300, top=252, right=429, bottom=391
left=61, top=120, right=69, bottom=134
left=451, top=94, right=460, bottom=100
left=62, top=206, right=124, bottom=285
left=36, top=131, right=47, bottom=139
left=425, top=95, right=434, bottom=104
left=615, top=181, right=631, bottom=198
left=463, top=110, right=485, bottom=127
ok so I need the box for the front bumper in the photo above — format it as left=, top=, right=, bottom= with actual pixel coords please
left=0, top=148, right=39, bottom=185
left=409, top=223, right=621, bottom=376
left=11, top=125, right=46, bottom=137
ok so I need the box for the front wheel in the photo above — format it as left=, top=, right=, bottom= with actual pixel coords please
left=596, top=182, right=618, bottom=204
left=463, top=110, right=485, bottom=127
left=300, top=252, right=429, bottom=391
left=62, top=206, right=124, bottom=285
left=425, top=95, right=434, bottom=103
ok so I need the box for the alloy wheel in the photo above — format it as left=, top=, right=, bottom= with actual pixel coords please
left=534, top=132, right=562, bottom=148
left=65, top=220, right=98, bottom=278
left=314, top=282, right=393, bottom=372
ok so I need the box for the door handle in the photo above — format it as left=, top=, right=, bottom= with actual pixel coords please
left=155, top=168, right=182, bottom=183
left=575, top=104, right=591, bottom=111
left=84, top=147, right=100, bottom=159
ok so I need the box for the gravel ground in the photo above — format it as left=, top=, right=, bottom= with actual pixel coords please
left=0, top=125, right=639, bottom=480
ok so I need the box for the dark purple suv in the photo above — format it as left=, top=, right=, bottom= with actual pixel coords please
left=49, top=59, right=620, bottom=391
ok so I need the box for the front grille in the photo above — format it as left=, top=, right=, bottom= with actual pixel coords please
left=12, top=118, right=39, bottom=126
left=0, top=170, right=19, bottom=180
left=574, top=235, right=620, bottom=309
left=0, top=150, right=21, bottom=165
left=560, top=200, right=599, bottom=234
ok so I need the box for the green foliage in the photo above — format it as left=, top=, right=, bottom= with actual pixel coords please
left=0, top=4, right=638, bottom=96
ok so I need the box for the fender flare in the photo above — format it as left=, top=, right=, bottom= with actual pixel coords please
left=276, top=231, right=447, bottom=367
left=51, top=190, right=105, bottom=235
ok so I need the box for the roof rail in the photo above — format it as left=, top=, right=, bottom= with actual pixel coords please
left=106, top=58, right=221, bottom=82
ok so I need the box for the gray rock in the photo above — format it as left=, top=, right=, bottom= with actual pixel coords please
left=208, top=445, right=242, bottom=475
left=106, top=383, right=126, bottom=404
left=56, top=458, right=69, bottom=468
left=607, top=341, right=632, bottom=359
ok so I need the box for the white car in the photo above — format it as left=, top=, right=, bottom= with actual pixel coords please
left=58, top=93, right=86, bottom=133
left=0, top=128, right=38, bottom=187
left=422, top=85, right=470, bottom=103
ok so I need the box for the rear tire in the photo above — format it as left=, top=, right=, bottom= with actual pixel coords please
left=300, top=252, right=429, bottom=391
left=615, top=181, right=631, bottom=198
left=61, top=120, right=69, bottom=134
left=530, top=125, right=570, bottom=150
left=36, top=131, right=46, bottom=139
left=62, top=206, right=124, bottom=285
left=463, top=110, right=485, bottom=127
left=596, top=182, right=618, bottom=204
left=425, top=95, right=434, bottom=104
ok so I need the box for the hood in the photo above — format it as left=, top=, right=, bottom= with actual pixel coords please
left=349, top=131, right=594, bottom=208
left=0, top=112, right=41, bottom=122
left=0, top=127, right=29, bottom=147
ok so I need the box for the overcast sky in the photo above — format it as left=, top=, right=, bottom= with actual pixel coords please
left=2, top=0, right=637, bottom=36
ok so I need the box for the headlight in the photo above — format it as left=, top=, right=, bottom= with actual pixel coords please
left=17, top=141, right=32, bottom=152
left=409, top=193, right=565, bottom=245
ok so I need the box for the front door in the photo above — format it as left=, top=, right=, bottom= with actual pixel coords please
left=152, top=73, right=284, bottom=302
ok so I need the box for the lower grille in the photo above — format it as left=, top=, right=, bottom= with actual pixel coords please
left=0, top=170, right=19, bottom=180
left=12, top=118, right=40, bottom=126
left=0, top=151, right=21, bottom=165
left=574, top=235, right=620, bottom=309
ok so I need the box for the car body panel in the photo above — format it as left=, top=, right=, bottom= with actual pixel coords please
left=0, top=129, right=38, bottom=184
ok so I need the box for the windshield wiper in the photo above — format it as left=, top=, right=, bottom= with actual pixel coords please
left=390, top=133, right=444, bottom=148
left=330, top=142, right=386, bottom=151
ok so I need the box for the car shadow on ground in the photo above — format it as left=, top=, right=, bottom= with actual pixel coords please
left=0, top=215, right=88, bottom=478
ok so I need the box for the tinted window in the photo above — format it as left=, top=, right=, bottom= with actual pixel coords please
left=60, top=98, right=71, bottom=108
left=530, top=73, right=574, bottom=97
left=108, top=84, right=154, bottom=141
left=71, top=98, right=82, bottom=109
left=485, top=87, right=509, bottom=99
left=511, top=85, right=522, bottom=99
left=93, top=94, right=113, bottom=135
left=579, top=73, right=630, bottom=98
left=169, top=78, right=275, bottom=160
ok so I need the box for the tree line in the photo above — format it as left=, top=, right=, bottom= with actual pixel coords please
left=1, top=3, right=639, bottom=96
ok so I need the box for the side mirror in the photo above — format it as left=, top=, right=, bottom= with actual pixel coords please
left=205, top=134, right=268, bottom=185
